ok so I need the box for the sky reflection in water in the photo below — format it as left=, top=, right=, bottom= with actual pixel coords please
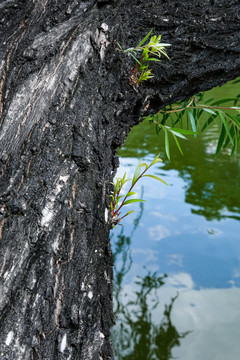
left=111, top=80, right=240, bottom=360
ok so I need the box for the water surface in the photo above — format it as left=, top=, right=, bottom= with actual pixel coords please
left=111, top=80, right=240, bottom=360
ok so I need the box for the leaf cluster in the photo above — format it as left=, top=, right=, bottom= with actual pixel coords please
left=117, top=30, right=171, bottom=85
left=144, top=93, right=240, bottom=159
left=110, top=155, right=168, bottom=226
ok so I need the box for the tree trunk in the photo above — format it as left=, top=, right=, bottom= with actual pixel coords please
left=0, top=0, right=239, bottom=359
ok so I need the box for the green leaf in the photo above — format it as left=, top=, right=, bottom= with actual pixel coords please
left=165, top=131, right=170, bottom=160
left=147, top=57, right=161, bottom=62
left=169, top=114, right=175, bottom=127
left=150, top=154, right=162, bottom=166
left=232, top=127, right=239, bottom=156
left=121, top=210, right=135, bottom=219
left=124, top=47, right=134, bottom=52
left=143, top=115, right=154, bottom=122
left=161, top=113, right=169, bottom=125
left=227, top=106, right=240, bottom=110
left=216, top=123, right=226, bottom=156
left=211, top=98, right=238, bottom=106
left=218, top=110, right=234, bottom=145
left=169, top=130, right=187, bottom=140
left=201, top=115, right=216, bottom=132
left=139, top=64, right=148, bottom=70
left=129, top=52, right=141, bottom=65
left=202, top=108, right=217, bottom=115
left=172, top=133, right=184, bottom=155
left=137, top=29, right=153, bottom=48
left=169, top=128, right=196, bottom=135
left=225, top=113, right=240, bottom=128
left=132, top=160, right=142, bottom=185
left=140, top=163, right=149, bottom=170
left=138, top=69, right=154, bottom=83
left=197, top=108, right=204, bottom=119
left=117, top=195, right=125, bottom=199
left=203, top=97, right=215, bottom=104
left=143, top=174, right=168, bottom=185
left=126, top=191, right=136, bottom=197
left=223, top=124, right=235, bottom=149
left=116, top=42, right=123, bottom=51
left=123, top=199, right=146, bottom=206
left=187, top=109, right=197, bottom=137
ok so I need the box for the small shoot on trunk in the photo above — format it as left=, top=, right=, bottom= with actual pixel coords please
left=117, top=30, right=171, bottom=86
left=110, top=154, right=168, bottom=227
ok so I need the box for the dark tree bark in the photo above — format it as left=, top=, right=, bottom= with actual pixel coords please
left=0, top=0, right=239, bottom=359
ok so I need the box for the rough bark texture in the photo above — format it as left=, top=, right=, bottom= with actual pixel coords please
left=0, top=0, right=239, bottom=359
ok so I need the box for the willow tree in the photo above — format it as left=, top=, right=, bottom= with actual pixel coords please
left=0, top=0, right=239, bottom=359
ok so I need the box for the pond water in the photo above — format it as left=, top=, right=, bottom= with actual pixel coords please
left=111, top=79, right=240, bottom=360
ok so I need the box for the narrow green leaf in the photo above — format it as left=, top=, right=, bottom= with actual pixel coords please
left=165, top=130, right=170, bottom=160
left=227, top=106, right=240, bottom=110
left=123, top=199, right=146, bottom=206
left=139, top=64, right=148, bottom=71
left=157, top=112, right=163, bottom=123
left=187, top=109, right=197, bottom=137
left=116, top=42, right=123, bottom=50
left=129, top=52, right=141, bottom=65
left=150, top=154, right=162, bottom=166
left=117, top=195, right=125, bottom=199
left=169, top=130, right=187, bottom=140
left=124, top=47, right=134, bottom=52
left=197, top=108, right=204, bottom=119
left=137, top=29, right=153, bottom=48
left=216, top=123, right=226, bottom=156
left=132, top=160, right=142, bottom=185
left=179, top=111, right=184, bottom=127
left=143, top=174, right=168, bottom=185
left=192, top=107, right=197, bottom=122
left=211, top=98, right=238, bottom=106
left=231, top=127, right=239, bottom=156
left=234, top=96, right=240, bottom=106
left=169, top=114, right=175, bottom=127
left=203, top=97, right=215, bottom=104
left=218, top=110, right=234, bottom=145
left=156, top=123, right=160, bottom=135
left=126, top=191, right=136, bottom=197
left=202, top=108, right=217, bottom=115
left=140, top=163, right=149, bottom=170
left=161, top=113, right=169, bottom=125
left=223, top=124, right=235, bottom=149
left=225, top=113, right=240, bottom=128
left=201, top=115, right=216, bottom=132
left=125, top=210, right=135, bottom=215
left=147, top=57, right=161, bottom=62
left=121, top=210, right=135, bottom=219
left=170, top=128, right=196, bottom=135
left=172, top=133, right=184, bottom=155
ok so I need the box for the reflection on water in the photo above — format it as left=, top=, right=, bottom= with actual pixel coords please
left=161, top=128, right=240, bottom=221
left=111, top=79, right=240, bottom=359
left=118, top=118, right=240, bottom=222
left=112, top=208, right=190, bottom=360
